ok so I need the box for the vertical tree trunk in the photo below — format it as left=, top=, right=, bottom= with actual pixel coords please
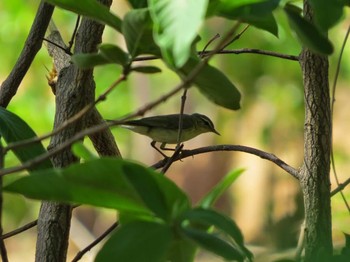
left=299, top=1, right=333, bottom=261
left=35, top=1, right=112, bottom=261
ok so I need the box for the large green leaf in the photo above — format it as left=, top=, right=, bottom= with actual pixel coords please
left=309, top=0, right=345, bottom=31
left=95, top=221, right=172, bottom=262
left=199, top=168, right=244, bottom=208
left=122, top=9, right=161, bottom=58
left=182, top=227, right=244, bottom=260
left=45, top=0, right=122, bottom=32
left=4, top=158, right=190, bottom=220
left=216, top=0, right=280, bottom=36
left=284, top=4, right=333, bottom=55
left=181, top=208, right=253, bottom=261
left=179, top=57, right=241, bottom=110
left=149, top=0, right=209, bottom=68
left=4, top=159, right=150, bottom=214
left=0, top=107, right=52, bottom=171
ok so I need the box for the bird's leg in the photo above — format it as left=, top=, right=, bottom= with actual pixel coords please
left=151, top=141, right=168, bottom=158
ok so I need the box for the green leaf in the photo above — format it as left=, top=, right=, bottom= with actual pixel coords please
left=217, top=0, right=280, bottom=36
left=131, top=66, right=162, bottom=74
left=149, top=0, right=209, bottom=68
left=309, top=0, right=345, bottom=31
left=182, top=227, right=244, bottom=260
left=284, top=4, right=333, bottom=55
left=179, top=57, right=241, bottom=110
left=45, top=0, right=122, bottom=32
left=122, top=9, right=161, bottom=58
left=71, top=53, right=111, bottom=69
left=4, top=158, right=152, bottom=214
left=71, top=142, right=97, bottom=161
left=181, top=208, right=253, bottom=260
left=122, top=164, right=169, bottom=220
left=199, top=168, right=244, bottom=208
left=127, top=0, right=148, bottom=9
left=99, top=44, right=130, bottom=66
left=0, top=107, right=52, bottom=171
left=96, top=221, right=172, bottom=262
left=166, top=238, right=197, bottom=262
left=123, top=163, right=190, bottom=220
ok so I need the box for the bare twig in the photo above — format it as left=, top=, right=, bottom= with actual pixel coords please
left=152, top=144, right=300, bottom=179
left=331, top=177, right=350, bottom=196
left=134, top=48, right=299, bottom=62
left=68, top=16, right=81, bottom=53
left=71, top=222, right=118, bottom=262
left=221, top=25, right=250, bottom=50
left=0, top=1, right=55, bottom=108
left=1, top=220, right=38, bottom=240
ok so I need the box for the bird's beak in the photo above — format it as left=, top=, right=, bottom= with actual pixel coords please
left=213, top=129, right=220, bottom=136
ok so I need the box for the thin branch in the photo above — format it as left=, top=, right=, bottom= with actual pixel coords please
left=152, top=144, right=300, bottom=179
left=71, top=222, right=118, bottom=262
left=0, top=1, right=55, bottom=108
left=134, top=48, right=299, bottom=62
left=68, top=15, right=81, bottom=53
left=331, top=177, right=350, bottom=197
left=221, top=25, right=250, bottom=50
left=330, top=25, right=350, bottom=212
left=1, top=220, right=38, bottom=240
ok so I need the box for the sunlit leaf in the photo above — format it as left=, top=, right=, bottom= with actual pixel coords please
left=199, top=168, right=244, bottom=208
left=71, top=142, right=97, bottom=161
left=179, top=57, right=241, bottom=110
left=284, top=4, right=333, bottom=55
left=96, top=221, right=172, bottom=262
left=45, top=0, right=122, bottom=32
left=0, top=107, right=52, bottom=171
left=149, top=0, right=209, bottom=67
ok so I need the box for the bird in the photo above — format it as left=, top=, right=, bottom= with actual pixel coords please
left=121, top=113, right=220, bottom=157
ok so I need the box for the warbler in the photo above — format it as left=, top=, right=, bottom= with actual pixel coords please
left=122, top=113, right=220, bottom=156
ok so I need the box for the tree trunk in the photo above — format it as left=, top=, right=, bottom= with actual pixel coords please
left=299, top=1, right=333, bottom=261
left=35, top=1, right=113, bottom=261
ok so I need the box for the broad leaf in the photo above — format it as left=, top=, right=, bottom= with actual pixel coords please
left=199, top=168, right=244, bottom=208
left=45, top=0, right=122, bottom=32
left=166, top=238, right=197, bottom=262
left=182, top=227, right=244, bottom=260
left=309, top=0, right=345, bottom=31
left=149, top=0, right=209, bottom=68
left=96, top=221, right=172, bottom=262
left=131, top=66, right=162, bottom=74
left=122, top=9, right=160, bottom=58
left=122, top=163, right=190, bottom=221
left=71, top=53, right=111, bottom=69
left=4, top=159, right=150, bottom=214
left=284, top=4, right=333, bottom=55
left=179, top=57, right=241, bottom=110
left=99, top=44, right=130, bottom=66
left=217, top=0, right=280, bottom=36
left=0, top=107, right=52, bottom=171
left=181, top=208, right=253, bottom=260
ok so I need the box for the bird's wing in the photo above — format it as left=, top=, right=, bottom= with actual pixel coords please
left=125, top=114, right=194, bottom=130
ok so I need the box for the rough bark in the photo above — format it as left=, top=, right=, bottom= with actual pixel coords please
left=35, top=1, right=113, bottom=261
left=299, top=1, right=333, bottom=261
